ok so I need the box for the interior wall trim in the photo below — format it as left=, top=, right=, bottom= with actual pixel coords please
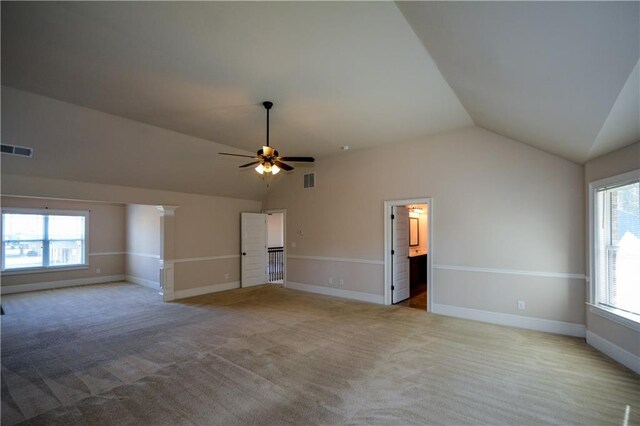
left=434, top=264, right=586, bottom=280
left=287, top=281, right=384, bottom=304
left=431, top=303, right=586, bottom=337
left=173, top=281, right=240, bottom=299
left=0, top=274, right=126, bottom=294
left=125, top=252, right=161, bottom=259
left=91, top=252, right=161, bottom=260
left=287, top=255, right=384, bottom=266
left=284, top=256, right=584, bottom=279
left=586, top=330, right=640, bottom=375
left=173, top=254, right=240, bottom=264
left=126, top=275, right=159, bottom=290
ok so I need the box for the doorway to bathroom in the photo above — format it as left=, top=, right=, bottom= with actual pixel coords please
left=383, top=198, right=432, bottom=311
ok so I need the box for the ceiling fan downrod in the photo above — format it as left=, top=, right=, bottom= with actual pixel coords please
left=263, top=101, right=273, bottom=148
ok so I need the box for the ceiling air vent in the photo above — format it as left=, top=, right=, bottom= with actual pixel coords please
left=303, top=172, right=315, bottom=189
left=1, top=144, right=33, bottom=158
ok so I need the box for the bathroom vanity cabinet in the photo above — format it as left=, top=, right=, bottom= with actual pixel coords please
left=409, top=254, right=427, bottom=286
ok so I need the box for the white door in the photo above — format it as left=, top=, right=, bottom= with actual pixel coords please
left=392, top=206, right=410, bottom=303
left=241, top=212, right=267, bottom=287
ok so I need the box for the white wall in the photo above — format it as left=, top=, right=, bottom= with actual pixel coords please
left=1, top=86, right=267, bottom=201
left=584, top=141, right=640, bottom=369
left=267, top=213, right=284, bottom=248
left=0, top=197, right=126, bottom=293
left=264, top=126, right=586, bottom=332
left=126, top=204, right=160, bottom=289
left=419, top=209, right=428, bottom=253
left=1, top=87, right=264, bottom=298
left=411, top=206, right=428, bottom=254
left=2, top=175, right=261, bottom=297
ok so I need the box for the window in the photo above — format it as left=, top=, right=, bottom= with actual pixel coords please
left=591, top=170, right=640, bottom=321
left=1, top=209, right=89, bottom=272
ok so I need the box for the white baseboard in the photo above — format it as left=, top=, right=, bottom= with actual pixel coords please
left=586, top=330, right=640, bottom=375
left=286, top=281, right=384, bottom=304
left=287, top=255, right=384, bottom=265
left=431, top=303, right=586, bottom=337
left=173, top=281, right=240, bottom=300
left=0, top=274, right=126, bottom=294
left=162, top=289, right=174, bottom=302
left=126, top=275, right=159, bottom=290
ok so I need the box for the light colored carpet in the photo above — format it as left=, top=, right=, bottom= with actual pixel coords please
left=1, top=282, right=638, bottom=425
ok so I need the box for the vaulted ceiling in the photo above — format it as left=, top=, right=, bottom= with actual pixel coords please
left=397, top=1, right=639, bottom=163
left=2, top=2, right=638, bottom=198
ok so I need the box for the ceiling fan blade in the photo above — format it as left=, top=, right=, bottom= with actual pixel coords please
left=219, top=153, right=257, bottom=158
left=274, top=160, right=294, bottom=171
left=239, top=161, right=261, bottom=168
left=278, top=156, right=315, bottom=162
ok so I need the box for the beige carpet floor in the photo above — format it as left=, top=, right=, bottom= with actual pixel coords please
left=1, top=282, right=638, bottom=425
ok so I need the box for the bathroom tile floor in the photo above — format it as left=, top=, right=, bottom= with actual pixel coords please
left=396, top=283, right=427, bottom=311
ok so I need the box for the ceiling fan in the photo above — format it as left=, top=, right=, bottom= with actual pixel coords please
left=219, top=101, right=314, bottom=175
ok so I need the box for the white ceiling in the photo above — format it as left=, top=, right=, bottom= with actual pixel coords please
left=590, top=61, right=640, bottom=159
left=1, top=87, right=272, bottom=201
left=397, top=1, right=639, bottom=164
left=1, top=1, right=470, bottom=159
left=1, top=2, right=638, bottom=198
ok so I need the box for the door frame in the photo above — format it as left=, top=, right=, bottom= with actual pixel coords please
left=263, top=208, right=287, bottom=287
left=383, top=198, right=433, bottom=311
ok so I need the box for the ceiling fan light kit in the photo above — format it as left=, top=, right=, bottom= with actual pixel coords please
left=256, top=162, right=280, bottom=175
left=219, top=101, right=314, bottom=176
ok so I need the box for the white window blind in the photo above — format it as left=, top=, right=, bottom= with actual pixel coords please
left=2, top=210, right=88, bottom=271
left=594, top=180, right=640, bottom=316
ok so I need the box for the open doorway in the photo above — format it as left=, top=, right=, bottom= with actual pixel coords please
left=384, top=198, right=432, bottom=311
left=125, top=204, right=163, bottom=296
left=240, top=210, right=286, bottom=287
left=396, top=204, right=428, bottom=310
left=127, top=204, right=177, bottom=302
left=266, top=211, right=285, bottom=284
left=0, top=197, right=169, bottom=301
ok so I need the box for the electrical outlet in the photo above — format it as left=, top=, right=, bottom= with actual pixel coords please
left=517, top=300, right=526, bottom=310
left=291, top=242, right=297, bottom=248
left=339, top=279, right=344, bottom=288
left=95, top=268, right=101, bottom=274
left=224, top=273, right=230, bottom=280
left=328, top=278, right=333, bottom=285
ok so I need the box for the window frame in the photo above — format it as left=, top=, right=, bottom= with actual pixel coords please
left=1, top=208, right=90, bottom=275
left=588, top=169, right=640, bottom=330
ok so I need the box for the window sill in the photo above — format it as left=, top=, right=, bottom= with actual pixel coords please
left=587, top=303, right=640, bottom=332
left=1, top=265, right=89, bottom=276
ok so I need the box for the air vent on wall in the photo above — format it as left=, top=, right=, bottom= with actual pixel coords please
left=1, top=144, right=33, bottom=158
left=303, top=172, right=315, bottom=189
